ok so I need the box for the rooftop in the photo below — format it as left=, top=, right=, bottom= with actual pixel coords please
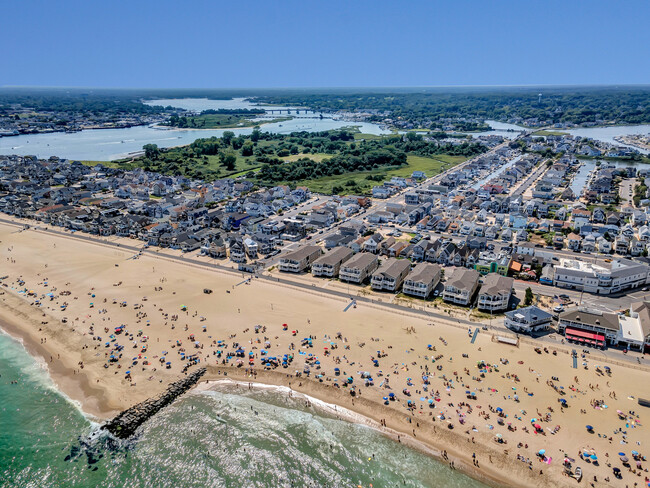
left=559, top=308, right=619, bottom=331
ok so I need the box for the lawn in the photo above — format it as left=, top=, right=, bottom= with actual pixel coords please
left=282, top=152, right=332, bottom=163
left=280, top=154, right=467, bottom=195
left=532, top=130, right=569, bottom=137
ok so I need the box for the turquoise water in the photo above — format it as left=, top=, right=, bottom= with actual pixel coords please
left=0, top=332, right=486, bottom=488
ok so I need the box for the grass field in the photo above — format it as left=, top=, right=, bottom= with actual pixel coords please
left=281, top=154, right=467, bottom=195
left=281, top=152, right=332, bottom=163
left=532, top=130, right=569, bottom=137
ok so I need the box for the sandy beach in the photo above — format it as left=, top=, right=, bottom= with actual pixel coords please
left=1, top=220, right=649, bottom=488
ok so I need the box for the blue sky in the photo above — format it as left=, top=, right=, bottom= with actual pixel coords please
left=3, top=0, right=649, bottom=88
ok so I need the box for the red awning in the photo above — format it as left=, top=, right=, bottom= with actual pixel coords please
left=566, top=328, right=605, bottom=342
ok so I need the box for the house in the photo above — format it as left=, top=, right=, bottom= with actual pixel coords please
left=278, top=245, right=322, bottom=273
left=229, top=239, right=247, bottom=263
left=567, top=233, right=582, bottom=251
left=402, top=263, right=441, bottom=298
left=504, top=306, right=553, bottom=335
left=370, top=258, right=411, bottom=292
left=311, top=247, right=354, bottom=278
left=443, top=268, right=480, bottom=306
left=363, top=233, right=385, bottom=254
left=339, top=253, right=379, bottom=284
left=477, top=274, right=513, bottom=312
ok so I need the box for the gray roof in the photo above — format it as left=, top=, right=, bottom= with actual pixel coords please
left=505, top=306, right=552, bottom=323
left=313, top=247, right=354, bottom=266
left=373, top=258, right=411, bottom=279
left=446, top=268, right=480, bottom=291
left=559, top=308, right=619, bottom=332
left=406, top=263, right=441, bottom=284
left=342, top=252, right=378, bottom=270
left=280, top=245, right=322, bottom=262
left=479, top=273, right=514, bottom=298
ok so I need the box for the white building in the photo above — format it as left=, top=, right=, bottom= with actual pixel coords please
left=553, top=258, right=650, bottom=295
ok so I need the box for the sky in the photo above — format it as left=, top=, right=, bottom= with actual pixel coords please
left=3, top=0, right=649, bottom=88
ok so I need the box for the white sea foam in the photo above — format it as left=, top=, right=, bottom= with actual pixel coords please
left=193, top=378, right=440, bottom=458
left=0, top=325, right=97, bottom=424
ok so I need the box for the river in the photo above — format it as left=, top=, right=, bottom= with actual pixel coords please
left=0, top=98, right=389, bottom=161
left=1, top=98, right=650, bottom=161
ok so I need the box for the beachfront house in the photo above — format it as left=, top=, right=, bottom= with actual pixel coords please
left=339, top=253, right=379, bottom=284
left=370, top=258, right=411, bottom=292
left=402, top=263, right=441, bottom=298
left=311, top=247, right=354, bottom=278
left=477, top=273, right=514, bottom=312
left=504, top=306, right=553, bottom=335
left=443, top=268, right=480, bottom=306
left=278, top=245, right=322, bottom=273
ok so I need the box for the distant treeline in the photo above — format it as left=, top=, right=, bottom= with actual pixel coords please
left=253, top=87, right=650, bottom=127
left=0, top=88, right=166, bottom=115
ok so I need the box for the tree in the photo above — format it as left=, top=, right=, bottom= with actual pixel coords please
left=219, top=150, right=237, bottom=171
left=251, top=129, right=261, bottom=142
left=524, top=287, right=534, bottom=306
left=222, top=131, right=235, bottom=146
left=143, top=144, right=159, bottom=160
left=241, top=141, right=254, bottom=156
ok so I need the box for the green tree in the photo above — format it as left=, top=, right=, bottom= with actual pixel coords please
left=143, top=144, right=159, bottom=159
left=241, top=141, right=254, bottom=156
left=219, top=150, right=237, bottom=171
left=524, top=287, right=534, bottom=306
left=222, top=131, right=235, bottom=146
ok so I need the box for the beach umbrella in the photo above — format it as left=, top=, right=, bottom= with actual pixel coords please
left=125, top=370, right=131, bottom=374
left=495, top=433, right=502, bottom=439
left=632, top=450, right=639, bottom=456
left=534, top=423, right=542, bottom=430
left=586, top=425, right=593, bottom=431
left=496, top=407, right=503, bottom=413
left=590, top=454, right=598, bottom=461
left=539, top=449, right=546, bottom=455
left=618, top=452, right=626, bottom=456
left=621, top=455, right=629, bottom=463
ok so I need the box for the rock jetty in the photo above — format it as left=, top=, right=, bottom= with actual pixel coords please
left=101, top=368, right=206, bottom=439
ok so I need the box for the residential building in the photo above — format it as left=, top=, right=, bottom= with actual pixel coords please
left=311, top=247, right=353, bottom=278
left=339, top=253, right=379, bottom=284
left=278, top=245, right=322, bottom=273
left=443, top=268, right=480, bottom=306
left=477, top=273, right=514, bottom=312
left=402, top=263, right=441, bottom=298
left=370, top=258, right=411, bottom=292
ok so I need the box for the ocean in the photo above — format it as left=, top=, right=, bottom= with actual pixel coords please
left=0, top=332, right=486, bottom=488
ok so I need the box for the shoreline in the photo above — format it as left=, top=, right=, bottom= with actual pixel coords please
left=0, top=220, right=645, bottom=488
left=197, top=371, right=521, bottom=488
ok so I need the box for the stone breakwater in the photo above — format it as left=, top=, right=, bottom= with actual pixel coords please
left=101, top=368, right=206, bottom=439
